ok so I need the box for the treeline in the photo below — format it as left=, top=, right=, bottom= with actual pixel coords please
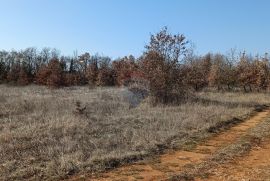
left=0, top=27, right=269, bottom=103
left=0, top=48, right=137, bottom=87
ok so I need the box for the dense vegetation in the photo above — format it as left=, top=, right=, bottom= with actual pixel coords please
left=1, top=27, right=269, bottom=103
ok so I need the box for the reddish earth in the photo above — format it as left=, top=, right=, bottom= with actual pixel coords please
left=68, top=109, right=270, bottom=181
left=205, top=138, right=270, bottom=181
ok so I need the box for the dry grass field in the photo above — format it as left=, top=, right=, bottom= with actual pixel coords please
left=1, top=85, right=270, bottom=180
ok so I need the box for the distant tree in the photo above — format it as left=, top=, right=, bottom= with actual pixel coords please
left=22, top=47, right=37, bottom=77
left=40, top=47, right=51, bottom=64
left=253, top=54, right=269, bottom=90
left=145, top=26, right=188, bottom=63
left=141, top=27, right=190, bottom=104
left=96, top=57, right=115, bottom=86
left=97, top=68, right=115, bottom=86
left=0, top=61, right=7, bottom=83
left=78, top=53, right=90, bottom=72
left=36, top=58, right=64, bottom=87
left=208, top=54, right=229, bottom=90
left=86, top=55, right=99, bottom=86
left=237, top=52, right=255, bottom=92
left=222, top=49, right=239, bottom=90
left=18, top=66, right=31, bottom=85
left=77, top=52, right=90, bottom=84
left=185, top=54, right=212, bottom=91
left=64, top=73, right=81, bottom=86
left=69, top=57, right=76, bottom=73
left=51, top=48, right=60, bottom=59
left=112, top=55, right=138, bottom=86
left=1, top=45, right=270, bottom=94
left=7, top=63, right=20, bottom=83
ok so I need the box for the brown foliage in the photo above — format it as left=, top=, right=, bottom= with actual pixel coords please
left=185, top=54, right=211, bottom=91
left=140, top=51, right=186, bottom=104
left=112, top=55, right=137, bottom=86
left=145, top=26, right=188, bottom=62
left=36, top=58, right=64, bottom=87
left=18, top=67, right=31, bottom=85
left=86, top=60, right=98, bottom=85
left=237, top=55, right=256, bottom=92
left=7, top=64, right=20, bottom=83
left=1, top=29, right=270, bottom=96
left=140, top=27, right=190, bottom=104
left=208, top=54, right=235, bottom=90
left=97, top=68, right=115, bottom=86
left=253, top=58, right=269, bottom=90
left=96, top=59, right=115, bottom=86
left=64, top=73, right=81, bottom=86
left=0, top=62, right=7, bottom=82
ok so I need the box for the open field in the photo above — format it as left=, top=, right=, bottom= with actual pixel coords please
left=89, top=106, right=270, bottom=181
left=1, top=85, right=270, bottom=180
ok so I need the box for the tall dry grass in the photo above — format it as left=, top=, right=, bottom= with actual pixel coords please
left=0, top=85, right=270, bottom=180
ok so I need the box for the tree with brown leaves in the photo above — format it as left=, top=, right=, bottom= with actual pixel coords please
left=36, top=58, right=64, bottom=87
left=112, top=55, right=137, bottom=86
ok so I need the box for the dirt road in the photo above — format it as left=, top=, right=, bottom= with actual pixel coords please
left=205, top=138, right=270, bottom=181
left=70, top=108, right=270, bottom=181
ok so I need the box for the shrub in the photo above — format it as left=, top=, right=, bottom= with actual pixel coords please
left=112, top=55, right=137, bottom=86
left=18, top=67, right=31, bottom=85
left=7, top=64, right=20, bottom=83
left=236, top=54, right=255, bottom=92
left=86, top=61, right=98, bottom=85
left=208, top=54, right=234, bottom=90
left=253, top=58, right=270, bottom=91
left=96, top=57, right=115, bottom=86
left=0, top=61, right=7, bottom=83
left=185, top=55, right=211, bottom=91
left=97, top=67, right=115, bottom=86
left=64, top=73, right=81, bottom=86
left=140, top=51, right=187, bottom=104
left=36, top=58, right=64, bottom=87
left=140, top=27, right=189, bottom=104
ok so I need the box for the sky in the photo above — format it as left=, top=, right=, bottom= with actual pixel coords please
left=0, top=0, right=269, bottom=58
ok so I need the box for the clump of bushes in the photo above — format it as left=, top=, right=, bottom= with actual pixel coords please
left=36, top=58, right=65, bottom=88
left=139, top=27, right=190, bottom=104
